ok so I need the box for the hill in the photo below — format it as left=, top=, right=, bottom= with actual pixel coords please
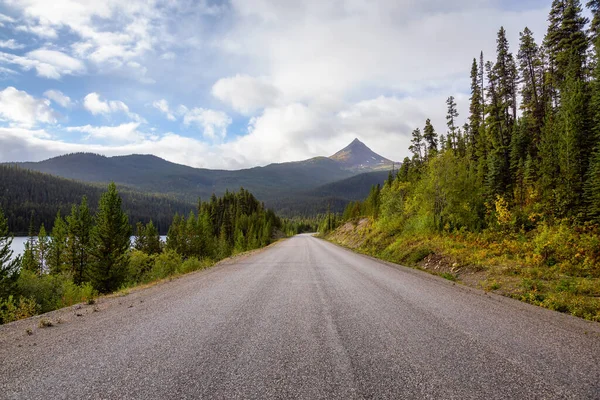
left=0, top=166, right=195, bottom=234
left=268, top=170, right=391, bottom=217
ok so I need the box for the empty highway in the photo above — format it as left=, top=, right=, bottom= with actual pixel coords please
left=1, top=234, right=599, bottom=399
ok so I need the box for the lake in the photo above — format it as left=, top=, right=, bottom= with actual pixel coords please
left=8, top=236, right=167, bottom=260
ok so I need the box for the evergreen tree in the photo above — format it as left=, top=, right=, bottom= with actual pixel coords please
left=21, top=216, right=39, bottom=275
left=47, top=211, right=67, bottom=274
left=469, top=58, right=483, bottom=161
left=446, top=96, right=460, bottom=150
left=518, top=27, right=545, bottom=152
left=90, top=183, right=132, bottom=293
left=423, top=119, right=438, bottom=157
left=36, top=224, right=49, bottom=274
left=66, top=197, right=93, bottom=284
left=409, top=128, right=424, bottom=164
left=134, top=220, right=161, bottom=255
left=0, top=207, right=19, bottom=299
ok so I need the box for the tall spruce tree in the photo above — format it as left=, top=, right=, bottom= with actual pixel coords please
left=47, top=211, right=67, bottom=274
left=446, top=96, right=460, bottom=151
left=90, top=183, right=132, bottom=293
left=423, top=119, right=438, bottom=157
left=36, top=224, right=49, bottom=274
left=409, top=128, right=424, bottom=164
left=469, top=58, right=483, bottom=161
left=66, top=197, right=93, bottom=284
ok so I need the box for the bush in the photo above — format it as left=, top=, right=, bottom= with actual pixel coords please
left=16, top=270, right=97, bottom=313
left=149, top=250, right=182, bottom=280
left=177, top=257, right=212, bottom=274
left=127, top=250, right=156, bottom=284
left=0, top=295, right=39, bottom=324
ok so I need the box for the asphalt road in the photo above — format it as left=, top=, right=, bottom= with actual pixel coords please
left=1, top=234, right=599, bottom=399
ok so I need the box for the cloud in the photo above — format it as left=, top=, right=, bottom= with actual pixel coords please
left=212, top=74, right=281, bottom=115
left=0, top=87, right=56, bottom=127
left=0, top=39, right=25, bottom=50
left=0, top=49, right=84, bottom=79
left=27, top=49, right=85, bottom=74
left=183, top=108, right=232, bottom=140
left=152, top=99, right=176, bottom=121
left=67, top=122, right=144, bottom=143
left=43, top=90, right=72, bottom=108
left=83, top=92, right=144, bottom=122
left=16, top=24, right=58, bottom=38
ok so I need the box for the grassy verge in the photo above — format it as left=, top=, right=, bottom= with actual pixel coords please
left=327, top=218, right=600, bottom=322
left=1, top=242, right=281, bottom=325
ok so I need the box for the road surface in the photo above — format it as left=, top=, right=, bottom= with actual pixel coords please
left=1, top=234, right=599, bottom=399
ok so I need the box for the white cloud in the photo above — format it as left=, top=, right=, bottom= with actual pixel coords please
left=212, top=74, right=281, bottom=115
left=0, top=49, right=84, bottom=79
left=0, top=87, right=56, bottom=128
left=67, top=122, right=144, bottom=143
left=43, top=90, right=72, bottom=108
left=0, top=39, right=25, bottom=50
left=83, top=92, right=144, bottom=122
left=16, top=24, right=58, bottom=38
left=183, top=108, right=231, bottom=140
left=152, top=99, right=176, bottom=121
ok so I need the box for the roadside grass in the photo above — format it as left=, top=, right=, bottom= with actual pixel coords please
left=1, top=240, right=284, bottom=325
left=328, top=219, right=600, bottom=322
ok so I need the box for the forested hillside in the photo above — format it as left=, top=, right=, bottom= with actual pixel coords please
left=328, top=0, right=600, bottom=321
left=271, top=170, right=391, bottom=216
left=12, top=153, right=356, bottom=204
left=0, top=166, right=195, bottom=234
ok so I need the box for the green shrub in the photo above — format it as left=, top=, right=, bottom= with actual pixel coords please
left=177, top=257, right=212, bottom=274
left=0, top=295, right=39, bottom=324
left=127, top=250, right=156, bottom=284
left=149, top=250, right=182, bottom=280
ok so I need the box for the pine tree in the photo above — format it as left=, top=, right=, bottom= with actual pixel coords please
left=518, top=27, right=545, bottom=152
left=66, top=197, right=93, bottom=284
left=48, top=211, right=67, bottom=274
left=21, top=216, right=39, bottom=275
left=446, top=96, right=460, bottom=150
left=409, top=128, right=424, bottom=163
left=36, top=224, right=49, bottom=274
left=469, top=58, right=483, bottom=161
left=90, top=183, right=132, bottom=293
left=423, top=119, right=438, bottom=157
left=0, top=207, right=19, bottom=299
left=587, top=0, right=600, bottom=153
left=134, top=220, right=161, bottom=255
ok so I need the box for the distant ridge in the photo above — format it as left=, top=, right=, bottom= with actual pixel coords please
left=329, top=138, right=395, bottom=171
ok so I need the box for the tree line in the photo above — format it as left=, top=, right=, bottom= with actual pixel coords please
left=342, top=1, right=600, bottom=234
left=0, top=185, right=297, bottom=324
left=0, top=165, right=193, bottom=235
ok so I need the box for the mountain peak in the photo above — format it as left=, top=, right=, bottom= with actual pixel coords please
left=329, top=139, right=395, bottom=171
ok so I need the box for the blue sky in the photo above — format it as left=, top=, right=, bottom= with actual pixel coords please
left=0, top=0, right=554, bottom=169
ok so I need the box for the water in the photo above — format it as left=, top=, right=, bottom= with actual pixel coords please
left=8, top=236, right=167, bottom=260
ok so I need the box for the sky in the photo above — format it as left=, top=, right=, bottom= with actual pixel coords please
left=0, top=0, right=552, bottom=170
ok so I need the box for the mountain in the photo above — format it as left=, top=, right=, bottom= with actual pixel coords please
left=0, top=166, right=195, bottom=234
left=329, top=138, right=395, bottom=171
left=8, top=139, right=398, bottom=216
left=14, top=153, right=355, bottom=203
